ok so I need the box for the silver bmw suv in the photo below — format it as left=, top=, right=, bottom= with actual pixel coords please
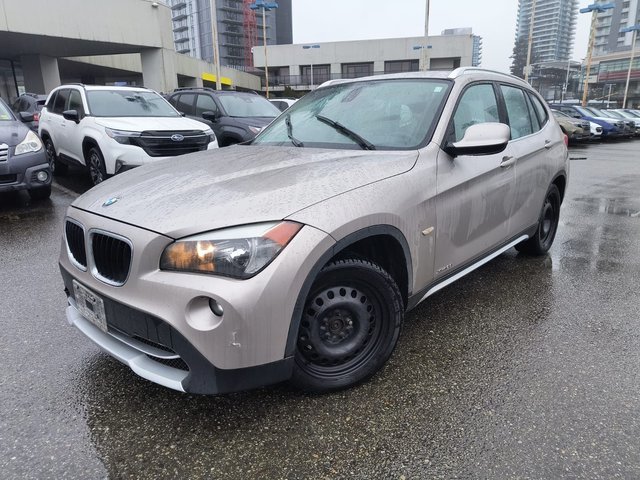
left=59, top=68, right=568, bottom=394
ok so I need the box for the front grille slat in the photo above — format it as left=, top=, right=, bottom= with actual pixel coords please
left=65, top=221, right=87, bottom=269
left=0, top=143, right=8, bottom=162
left=91, top=232, right=132, bottom=286
left=130, top=130, right=210, bottom=157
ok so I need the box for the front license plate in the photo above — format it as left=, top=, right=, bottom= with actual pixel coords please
left=72, top=280, right=108, bottom=333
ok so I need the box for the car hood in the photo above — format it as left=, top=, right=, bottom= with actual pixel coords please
left=230, top=116, right=276, bottom=128
left=71, top=145, right=418, bottom=238
left=0, top=121, right=29, bottom=146
left=93, top=116, right=210, bottom=132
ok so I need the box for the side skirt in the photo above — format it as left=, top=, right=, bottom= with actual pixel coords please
left=407, top=226, right=536, bottom=311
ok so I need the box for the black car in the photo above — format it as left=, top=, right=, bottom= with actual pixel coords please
left=166, top=88, right=281, bottom=146
left=0, top=98, right=51, bottom=200
left=11, top=93, right=47, bottom=132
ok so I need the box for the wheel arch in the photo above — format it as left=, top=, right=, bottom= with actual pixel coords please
left=551, top=170, right=567, bottom=203
left=285, top=224, right=412, bottom=357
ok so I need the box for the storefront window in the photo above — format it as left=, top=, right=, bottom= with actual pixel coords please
left=0, top=59, right=23, bottom=103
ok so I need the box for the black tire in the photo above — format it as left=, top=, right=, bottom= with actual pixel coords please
left=516, top=184, right=561, bottom=255
left=28, top=185, right=51, bottom=201
left=87, top=146, right=107, bottom=185
left=291, top=258, right=404, bottom=393
left=44, top=137, right=67, bottom=175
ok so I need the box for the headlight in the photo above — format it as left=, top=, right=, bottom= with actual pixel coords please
left=203, top=128, right=216, bottom=143
left=160, top=221, right=302, bottom=278
left=248, top=126, right=263, bottom=134
left=14, top=130, right=43, bottom=155
left=105, top=127, right=141, bottom=144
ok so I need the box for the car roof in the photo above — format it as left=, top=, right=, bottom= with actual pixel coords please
left=318, top=68, right=530, bottom=89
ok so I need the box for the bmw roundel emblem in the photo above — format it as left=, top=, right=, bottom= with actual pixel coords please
left=102, top=197, right=119, bottom=207
left=171, top=134, right=185, bottom=142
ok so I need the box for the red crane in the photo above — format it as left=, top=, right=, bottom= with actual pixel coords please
left=243, top=0, right=257, bottom=69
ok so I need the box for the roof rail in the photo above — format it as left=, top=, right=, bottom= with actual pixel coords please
left=448, top=67, right=528, bottom=84
left=173, top=86, right=217, bottom=92
left=65, top=83, right=86, bottom=87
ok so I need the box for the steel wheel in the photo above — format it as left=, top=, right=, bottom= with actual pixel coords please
left=292, top=258, right=403, bottom=392
left=516, top=184, right=561, bottom=255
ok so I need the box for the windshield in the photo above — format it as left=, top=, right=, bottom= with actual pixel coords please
left=252, top=79, right=451, bottom=150
left=0, top=101, right=14, bottom=121
left=86, top=90, right=179, bottom=117
left=552, top=110, right=570, bottom=119
left=574, top=106, right=593, bottom=117
left=218, top=94, right=281, bottom=118
left=584, top=107, right=609, bottom=117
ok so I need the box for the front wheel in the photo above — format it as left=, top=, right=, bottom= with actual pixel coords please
left=291, top=258, right=404, bottom=393
left=87, top=147, right=107, bottom=185
left=516, top=184, right=561, bottom=255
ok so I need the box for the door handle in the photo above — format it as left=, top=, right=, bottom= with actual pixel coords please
left=544, top=139, right=552, bottom=149
left=500, top=156, right=516, bottom=168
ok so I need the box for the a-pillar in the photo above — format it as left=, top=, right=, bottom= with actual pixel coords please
left=140, top=48, right=178, bottom=94
left=20, top=55, right=61, bottom=94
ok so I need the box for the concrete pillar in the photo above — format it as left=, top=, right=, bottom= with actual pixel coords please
left=20, top=55, right=61, bottom=94
left=140, top=48, right=178, bottom=94
left=330, top=63, right=341, bottom=76
left=181, top=76, right=203, bottom=88
left=373, top=61, right=385, bottom=74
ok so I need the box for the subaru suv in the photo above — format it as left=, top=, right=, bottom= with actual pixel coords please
left=59, top=68, right=568, bottom=394
left=39, top=85, right=218, bottom=185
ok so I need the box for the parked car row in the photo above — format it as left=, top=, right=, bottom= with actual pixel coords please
left=550, top=103, right=640, bottom=142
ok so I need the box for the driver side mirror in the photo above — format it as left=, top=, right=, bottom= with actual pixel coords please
left=202, top=110, right=220, bottom=122
left=62, top=109, right=80, bottom=123
left=18, top=111, right=34, bottom=123
left=445, top=122, right=510, bottom=157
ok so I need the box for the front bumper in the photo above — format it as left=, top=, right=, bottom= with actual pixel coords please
left=0, top=148, right=50, bottom=192
left=63, top=288, right=293, bottom=394
left=59, top=207, right=334, bottom=393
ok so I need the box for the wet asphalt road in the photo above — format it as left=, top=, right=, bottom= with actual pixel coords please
left=1, top=142, right=640, bottom=479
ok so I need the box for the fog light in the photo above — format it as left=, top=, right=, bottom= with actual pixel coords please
left=36, top=171, right=48, bottom=182
left=209, top=298, right=224, bottom=317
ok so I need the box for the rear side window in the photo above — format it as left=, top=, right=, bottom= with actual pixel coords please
left=451, top=83, right=499, bottom=142
left=45, top=92, right=57, bottom=110
left=500, top=85, right=533, bottom=140
left=175, top=94, right=196, bottom=115
left=52, top=89, right=70, bottom=115
left=528, top=93, right=548, bottom=127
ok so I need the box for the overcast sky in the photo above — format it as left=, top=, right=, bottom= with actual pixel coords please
left=291, top=0, right=594, bottom=73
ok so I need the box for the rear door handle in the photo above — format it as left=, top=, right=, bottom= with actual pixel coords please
left=500, top=156, right=516, bottom=168
left=544, top=139, right=552, bottom=149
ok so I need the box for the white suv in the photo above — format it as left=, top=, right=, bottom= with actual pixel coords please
left=39, top=85, right=218, bottom=185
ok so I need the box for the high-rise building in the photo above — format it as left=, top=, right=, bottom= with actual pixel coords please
left=442, top=28, right=482, bottom=66
left=592, top=0, right=640, bottom=56
left=514, top=0, right=579, bottom=63
left=166, top=0, right=292, bottom=69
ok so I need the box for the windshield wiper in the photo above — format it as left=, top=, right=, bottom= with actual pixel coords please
left=315, top=114, right=376, bottom=150
left=285, top=113, right=304, bottom=147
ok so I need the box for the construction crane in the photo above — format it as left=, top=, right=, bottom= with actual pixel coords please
left=243, top=0, right=257, bottom=69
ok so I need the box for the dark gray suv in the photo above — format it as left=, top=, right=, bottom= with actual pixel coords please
left=166, top=88, right=281, bottom=146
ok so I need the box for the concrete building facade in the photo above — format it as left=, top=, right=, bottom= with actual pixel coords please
left=166, top=0, right=292, bottom=69
left=585, top=0, right=640, bottom=106
left=442, top=28, right=482, bottom=66
left=515, top=0, right=579, bottom=63
left=0, top=0, right=261, bottom=102
left=252, top=34, right=476, bottom=93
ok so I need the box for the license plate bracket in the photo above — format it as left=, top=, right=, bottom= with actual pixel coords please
left=72, top=280, right=108, bottom=333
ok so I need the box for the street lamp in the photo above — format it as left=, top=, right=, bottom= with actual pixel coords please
left=525, top=0, right=538, bottom=83
left=209, top=0, right=222, bottom=90
left=621, top=24, right=640, bottom=108
left=302, top=44, right=320, bottom=89
left=250, top=0, right=278, bottom=98
left=580, top=2, right=615, bottom=107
